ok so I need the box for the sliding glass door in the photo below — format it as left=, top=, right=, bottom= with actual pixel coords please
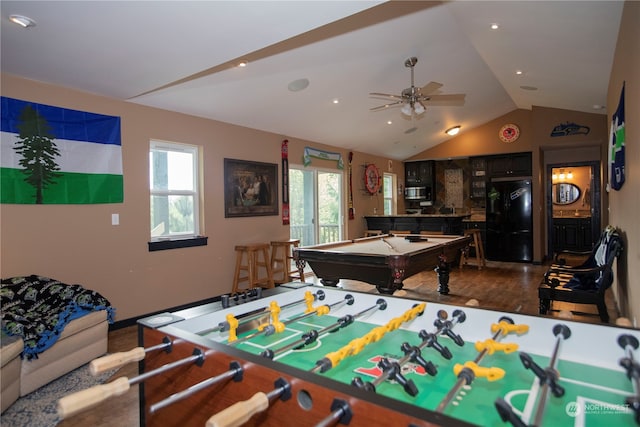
left=289, top=166, right=343, bottom=246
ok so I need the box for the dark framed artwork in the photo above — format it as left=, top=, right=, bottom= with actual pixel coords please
left=224, top=158, right=279, bottom=218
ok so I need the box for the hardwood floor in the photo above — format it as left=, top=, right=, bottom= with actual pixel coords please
left=59, top=260, right=619, bottom=427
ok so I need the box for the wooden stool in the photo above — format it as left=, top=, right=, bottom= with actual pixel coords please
left=232, top=243, right=274, bottom=293
left=270, top=239, right=304, bottom=284
left=460, top=229, right=486, bottom=269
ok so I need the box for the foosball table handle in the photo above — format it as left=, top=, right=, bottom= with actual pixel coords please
left=205, top=392, right=269, bottom=427
left=90, top=348, right=146, bottom=375
left=57, top=376, right=130, bottom=419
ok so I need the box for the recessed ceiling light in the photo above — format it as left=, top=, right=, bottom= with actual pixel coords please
left=516, top=70, right=523, bottom=75
left=333, top=99, right=339, bottom=104
left=9, top=14, right=36, bottom=28
left=445, top=125, right=461, bottom=136
left=287, top=78, right=309, bottom=92
left=520, top=85, right=538, bottom=91
left=237, top=61, right=248, bottom=67
left=490, top=23, right=499, bottom=30
left=387, top=120, right=393, bottom=125
left=592, top=104, right=605, bottom=110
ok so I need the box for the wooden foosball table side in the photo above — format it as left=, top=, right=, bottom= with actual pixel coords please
left=140, top=327, right=471, bottom=427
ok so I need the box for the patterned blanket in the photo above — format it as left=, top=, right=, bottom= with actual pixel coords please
left=1, top=275, right=115, bottom=359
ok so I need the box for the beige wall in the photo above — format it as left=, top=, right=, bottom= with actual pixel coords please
left=607, top=0, right=639, bottom=324
left=0, top=73, right=398, bottom=321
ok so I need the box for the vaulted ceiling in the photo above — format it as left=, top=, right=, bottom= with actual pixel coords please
left=1, top=1, right=624, bottom=160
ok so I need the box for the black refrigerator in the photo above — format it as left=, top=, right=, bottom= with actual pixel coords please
left=485, top=178, right=533, bottom=262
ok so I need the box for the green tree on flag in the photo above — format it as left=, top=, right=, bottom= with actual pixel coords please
left=13, top=105, right=61, bottom=204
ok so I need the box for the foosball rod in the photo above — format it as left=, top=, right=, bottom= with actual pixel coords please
left=618, top=334, right=640, bottom=424
left=205, top=378, right=291, bottom=427
left=149, top=361, right=243, bottom=414
left=369, top=309, right=466, bottom=391
left=261, top=296, right=382, bottom=360
left=57, top=348, right=205, bottom=419
left=196, top=289, right=325, bottom=336
left=435, top=316, right=517, bottom=413
left=229, top=294, right=354, bottom=346
left=530, top=324, right=571, bottom=427
left=89, top=336, right=173, bottom=375
left=315, top=399, right=352, bottom=427
left=311, top=302, right=424, bottom=374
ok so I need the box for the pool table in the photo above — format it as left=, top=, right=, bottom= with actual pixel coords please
left=293, top=234, right=471, bottom=294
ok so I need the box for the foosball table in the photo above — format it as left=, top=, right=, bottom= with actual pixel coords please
left=58, top=284, right=640, bottom=426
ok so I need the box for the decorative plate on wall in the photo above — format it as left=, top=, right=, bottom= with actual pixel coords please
left=499, top=123, right=520, bottom=143
left=364, top=163, right=381, bottom=194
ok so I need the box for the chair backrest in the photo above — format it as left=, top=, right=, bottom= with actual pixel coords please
left=569, top=226, right=623, bottom=291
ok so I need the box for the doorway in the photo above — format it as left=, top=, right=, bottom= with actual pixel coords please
left=289, top=165, right=343, bottom=246
left=546, top=161, right=601, bottom=257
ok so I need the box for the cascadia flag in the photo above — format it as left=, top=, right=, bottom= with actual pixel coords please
left=1, top=97, right=123, bottom=204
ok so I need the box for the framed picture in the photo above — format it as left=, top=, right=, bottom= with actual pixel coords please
left=224, top=158, right=279, bottom=218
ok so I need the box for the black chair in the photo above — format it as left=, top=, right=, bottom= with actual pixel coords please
left=538, top=226, right=623, bottom=322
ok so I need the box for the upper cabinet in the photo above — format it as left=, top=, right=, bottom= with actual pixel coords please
left=405, top=160, right=435, bottom=186
left=487, top=152, right=532, bottom=177
left=470, top=157, right=487, bottom=199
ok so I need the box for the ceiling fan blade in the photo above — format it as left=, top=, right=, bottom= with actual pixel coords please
left=420, top=81, right=443, bottom=95
left=369, top=92, right=404, bottom=100
left=370, top=101, right=402, bottom=111
left=421, top=94, right=466, bottom=106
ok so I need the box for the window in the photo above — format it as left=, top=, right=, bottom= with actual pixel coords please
left=383, top=173, right=397, bottom=215
left=149, top=141, right=204, bottom=250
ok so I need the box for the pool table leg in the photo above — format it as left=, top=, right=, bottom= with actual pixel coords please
left=435, top=255, right=450, bottom=295
left=384, top=255, right=410, bottom=295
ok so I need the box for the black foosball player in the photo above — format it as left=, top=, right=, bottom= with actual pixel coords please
left=495, top=324, right=571, bottom=427
left=618, top=334, right=640, bottom=424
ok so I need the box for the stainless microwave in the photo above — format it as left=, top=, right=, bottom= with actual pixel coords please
left=405, top=186, right=431, bottom=200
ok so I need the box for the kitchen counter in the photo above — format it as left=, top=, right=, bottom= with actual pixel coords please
left=366, top=213, right=471, bottom=218
left=364, top=214, right=470, bottom=235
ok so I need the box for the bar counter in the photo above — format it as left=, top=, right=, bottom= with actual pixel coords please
left=364, top=214, right=470, bottom=235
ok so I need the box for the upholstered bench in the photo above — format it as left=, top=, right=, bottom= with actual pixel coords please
left=1, top=332, right=23, bottom=413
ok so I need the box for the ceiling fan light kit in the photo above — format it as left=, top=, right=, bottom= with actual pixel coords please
left=370, top=57, right=465, bottom=117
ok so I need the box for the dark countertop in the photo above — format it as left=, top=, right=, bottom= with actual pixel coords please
left=364, top=214, right=471, bottom=218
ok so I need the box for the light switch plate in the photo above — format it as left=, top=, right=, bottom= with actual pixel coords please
left=111, top=213, right=119, bottom=225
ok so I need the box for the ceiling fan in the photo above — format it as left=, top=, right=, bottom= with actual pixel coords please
left=370, top=57, right=465, bottom=116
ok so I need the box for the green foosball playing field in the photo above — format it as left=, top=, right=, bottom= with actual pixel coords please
left=213, top=311, right=634, bottom=427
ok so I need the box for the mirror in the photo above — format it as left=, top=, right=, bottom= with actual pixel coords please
left=552, top=183, right=581, bottom=205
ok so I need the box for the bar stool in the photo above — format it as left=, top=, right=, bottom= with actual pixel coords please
left=460, top=229, right=486, bottom=269
left=232, top=243, right=274, bottom=293
left=270, top=239, right=304, bottom=284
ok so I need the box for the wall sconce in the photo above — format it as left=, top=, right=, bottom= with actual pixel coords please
left=567, top=171, right=573, bottom=180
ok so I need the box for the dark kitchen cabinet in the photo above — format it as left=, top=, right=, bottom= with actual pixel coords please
left=487, top=153, right=532, bottom=177
left=553, top=217, right=593, bottom=253
left=405, top=161, right=434, bottom=186
left=470, top=157, right=487, bottom=199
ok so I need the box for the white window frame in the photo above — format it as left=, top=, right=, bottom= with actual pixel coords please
left=383, top=172, right=397, bottom=215
left=149, top=140, right=201, bottom=242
